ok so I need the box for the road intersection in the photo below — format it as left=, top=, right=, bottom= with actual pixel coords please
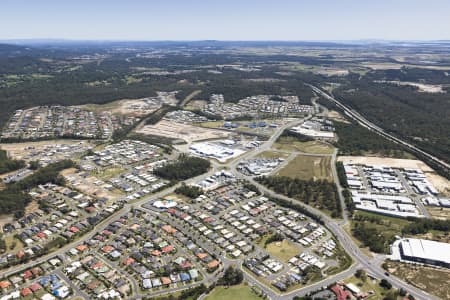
left=2, top=116, right=439, bottom=300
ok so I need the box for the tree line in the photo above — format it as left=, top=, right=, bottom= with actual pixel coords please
left=0, top=149, right=25, bottom=174
left=256, top=176, right=342, bottom=218
left=0, top=159, right=74, bottom=217
left=153, top=154, right=210, bottom=181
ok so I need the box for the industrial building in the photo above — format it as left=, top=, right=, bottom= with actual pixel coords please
left=390, top=238, right=450, bottom=268
left=351, top=192, right=421, bottom=218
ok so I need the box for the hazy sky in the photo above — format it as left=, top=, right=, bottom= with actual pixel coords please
left=1, top=0, right=450, bottom=40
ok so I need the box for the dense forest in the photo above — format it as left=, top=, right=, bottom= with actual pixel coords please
left=0, top=159, right=74, bottom=216
left=0, top=149, right=25, bottom=174
left=332, top=68, right=450, bottom=163
left=256, top=176, right=341, bottom=218
left=333, top=121, right=408, bottom=157
left=153, top=154, right=210, bottom=181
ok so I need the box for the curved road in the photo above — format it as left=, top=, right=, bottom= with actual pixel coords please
left=2, top=113, right=440, bottom=299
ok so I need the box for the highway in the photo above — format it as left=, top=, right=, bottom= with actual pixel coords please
left=308, top=84, right=450, bottom=174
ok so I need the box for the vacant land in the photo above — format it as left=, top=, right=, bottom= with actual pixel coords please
left=350, top=211, right=412, bottom=254
left=0, top=140, right=93, bottom=161
left=95, top=167, right=126, bottom=181
left=136, top=119, right=229, bottom=144
left=205, top=284, right=262, bottom=300
left=256, top=151, right=289, bottom=160
left=426, top=207, right=450, bottom=221
left=80, top=98, right=159, bottom=117
left=375, top=80, right=445, bottom=93
left=184, top=99, right=208, bottom=111
left=61, top=168, right=122, bottom=201
left=273, top=136, right=334, bottom=155
left=326, top=110, right=351, bottom=124
left=265, top=240, right=300, bottom=262
left=276, top=154, right=332, bottom=181
left=338, top=156, right=433, bottom=170
left=3, top=234, right=24, bottom=253
left=384, top=260, right=450, bottom=299
left=199, top=119, right=283, bottom=138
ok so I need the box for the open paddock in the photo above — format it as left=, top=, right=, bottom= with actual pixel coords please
left=276, top=154, right=333, bottom=181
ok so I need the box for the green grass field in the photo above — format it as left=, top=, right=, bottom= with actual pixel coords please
left=256, top=151, right=289, bottom=160
left=265, top=240, right=300, bottom=262
left=273, top=136, right=335, bottom=154
left=205, top=284, right=262, bottom=300
left=275, top=154, right=332, bottom=181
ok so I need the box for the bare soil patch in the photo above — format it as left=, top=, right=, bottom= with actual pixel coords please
left=135, top=119, right=229, bottom=144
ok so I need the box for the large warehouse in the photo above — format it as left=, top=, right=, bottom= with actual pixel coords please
left=397, top=238, right=450, bottom=268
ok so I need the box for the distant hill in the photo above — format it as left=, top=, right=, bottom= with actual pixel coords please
left=0, top=43, right=32, bottom=56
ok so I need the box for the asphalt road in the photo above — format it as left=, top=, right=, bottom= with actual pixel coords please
left=3, top=111, right=440, bottom=300
left=226, top=122, right=438, bottom=300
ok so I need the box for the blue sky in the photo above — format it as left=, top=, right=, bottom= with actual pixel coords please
left=1, top=0, right=450, bottom=40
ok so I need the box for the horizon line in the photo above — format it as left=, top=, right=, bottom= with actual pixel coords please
left=2, top=38, right=450, bottom=43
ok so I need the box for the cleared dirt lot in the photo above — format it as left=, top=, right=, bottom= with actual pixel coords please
left=376, top=80, right=445, bottom=93
left=135, top=119, right=230, bottom=143
left=338, top=156, right=434, bottom=171
left=0, top=140, right=93, bottom=161
left=326, top=110, right=350, bottom=124
left=426, top=207, right=450, bottom=221
left=338, top=156, right=450, bottom=195
left=80, top=99, right=159, bottom=117
left=61, top=168, right=121, bottom=202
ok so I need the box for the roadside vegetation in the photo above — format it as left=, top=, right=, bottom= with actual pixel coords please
left=0, top=149, right=25, bottom=174
left=350, top=211, right=450, bottom=253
